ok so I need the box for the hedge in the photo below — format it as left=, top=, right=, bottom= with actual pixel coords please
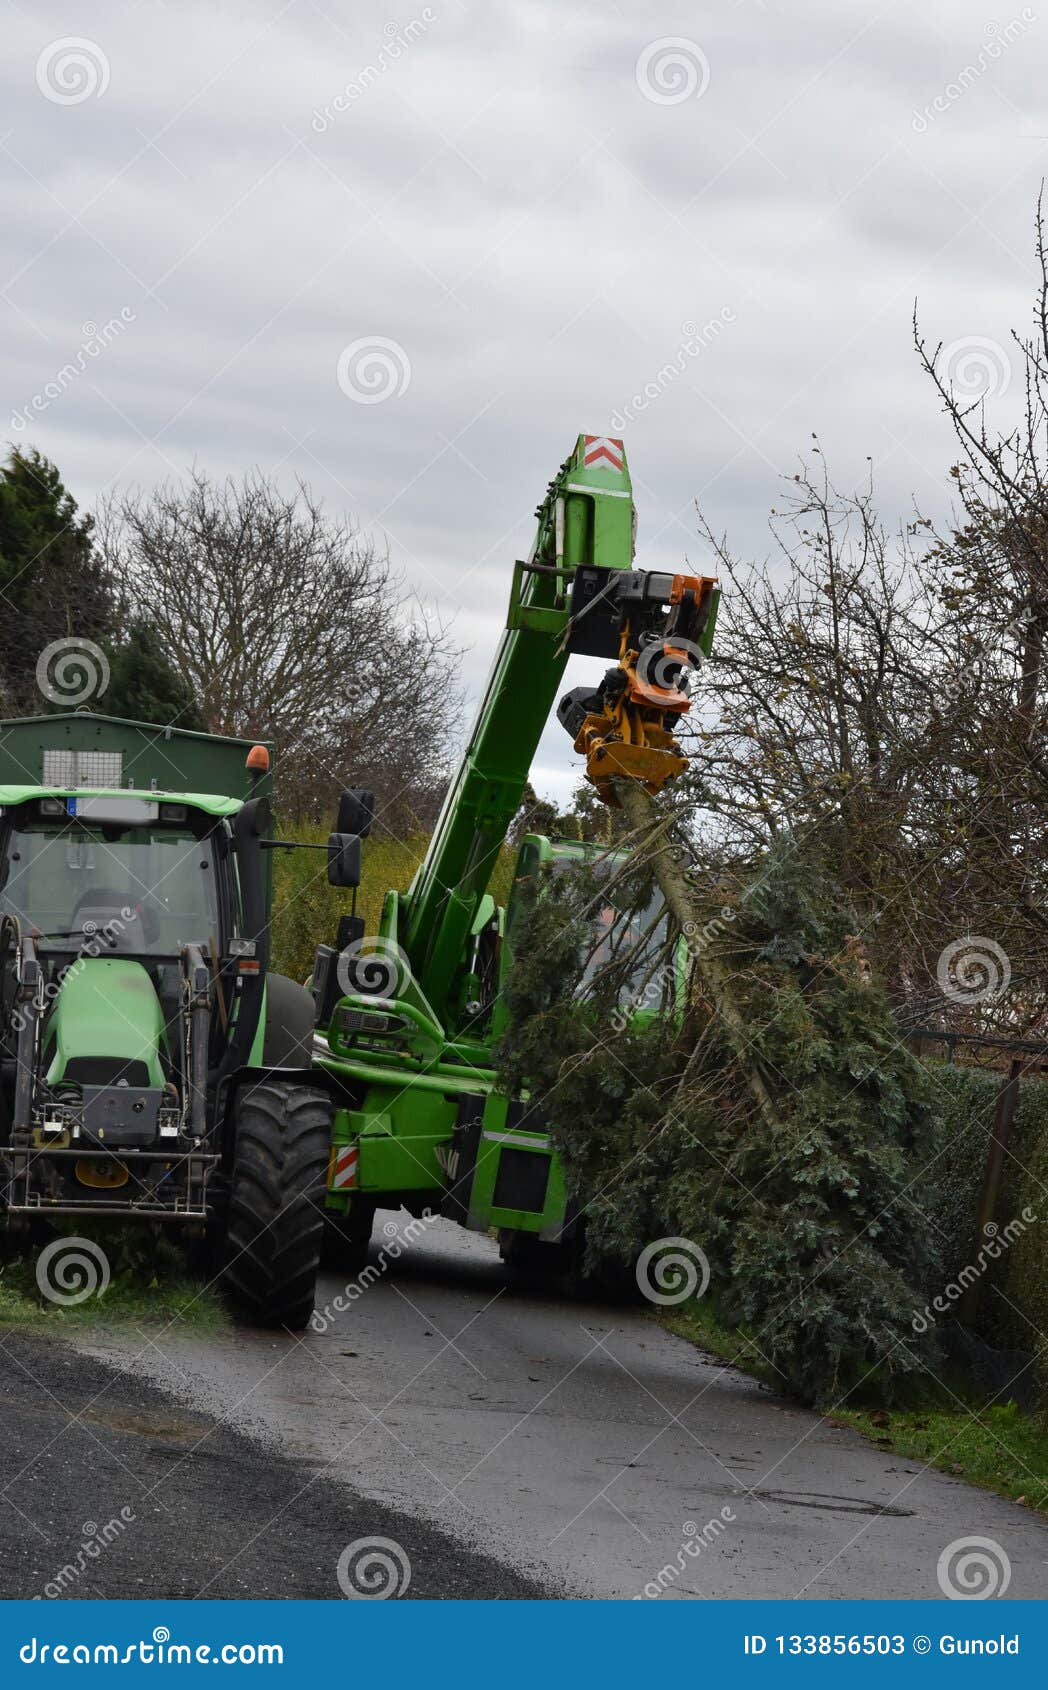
left=921, top=1058, right=1048, bottom=1369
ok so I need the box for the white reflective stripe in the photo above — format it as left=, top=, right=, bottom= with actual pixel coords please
left=583, top=435, right=624, bottom=470
left=481, top=1131, right=551, bottom=1151
left=331, top=1146, right=359, bottom=1189
left=565, top=482, right=631, bottom=498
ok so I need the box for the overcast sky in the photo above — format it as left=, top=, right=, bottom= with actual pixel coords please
left=3, top=0, right=1044, bottom=800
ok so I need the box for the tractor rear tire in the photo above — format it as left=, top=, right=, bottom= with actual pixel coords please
left=221, top=1079, right=332, bottom=1330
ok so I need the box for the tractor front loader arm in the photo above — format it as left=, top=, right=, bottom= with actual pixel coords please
left=10, top=928, right=41, bottom=1141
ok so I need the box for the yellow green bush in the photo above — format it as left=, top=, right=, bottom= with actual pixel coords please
left=269, top=821, right=429, bottom=985
left=268, top=819, right=517, bottom=986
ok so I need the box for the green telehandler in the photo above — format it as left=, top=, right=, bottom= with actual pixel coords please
left=0, top=713, right=334, bottom=1328
left=311, top=433, right=718, bottom=1283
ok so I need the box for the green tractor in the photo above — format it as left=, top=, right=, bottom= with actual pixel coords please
left=0, top=712, right=336, bottom=1328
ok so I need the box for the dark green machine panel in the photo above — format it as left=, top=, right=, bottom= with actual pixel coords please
left=0, top=713, right=273, bottom=803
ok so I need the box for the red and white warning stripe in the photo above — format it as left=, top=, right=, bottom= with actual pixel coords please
left=583, top=435, right=624, bottom=472
left=329, top=1145, right=359, bottom=1190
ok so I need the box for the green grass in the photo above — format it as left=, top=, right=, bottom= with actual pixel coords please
left=662, top=1300, right=1048, bottom=1520
left=0, top=1242, right=228, bottom=1334
left=833, top=1401, right=1048, bottom=1517
left=663, top=1300, right=784, bottom=1390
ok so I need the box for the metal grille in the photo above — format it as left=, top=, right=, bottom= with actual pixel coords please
left=42, top=749, right=124, bottom=788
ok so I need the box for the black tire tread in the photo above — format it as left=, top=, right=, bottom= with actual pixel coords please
left=221, top=1079, right=332, bottom=1330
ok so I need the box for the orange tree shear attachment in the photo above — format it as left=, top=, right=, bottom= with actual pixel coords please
left=557, top=572, right=718, bottom=805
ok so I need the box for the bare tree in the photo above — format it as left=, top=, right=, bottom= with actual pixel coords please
left=689, top=456, right=936, bottom=865
left=685, top=445, right=1048, bottom=1031
left=99, top=470, right=462, bottom=827
left=914, top=188, right=1048, bottom=750
left=909, top=188, right=1048, bottom=1025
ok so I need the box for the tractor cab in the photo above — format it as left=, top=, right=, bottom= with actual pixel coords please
left=0, top=791, right=226, bottom=1010
left=507, top=833, right=680, bottom=1017
left=0, top=713, right=333, bottom=1330
left=0, top=785, right=247, bottom=1216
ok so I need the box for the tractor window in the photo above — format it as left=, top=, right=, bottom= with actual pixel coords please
left=578, top=889, right=669, bottom=1000
left=543, top=855, right=672, bottom=1005
left=0, top=821, right=220, bottom=957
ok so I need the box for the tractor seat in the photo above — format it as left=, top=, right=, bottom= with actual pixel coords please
left=69, top=892, right=160, bottom=949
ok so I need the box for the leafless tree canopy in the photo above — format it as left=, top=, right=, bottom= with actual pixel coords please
left=679, top=195, right=1048, bottom=1036
left=99, top=470, right=461, bottom=828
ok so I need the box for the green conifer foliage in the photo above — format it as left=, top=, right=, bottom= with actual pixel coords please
left=497, top=840, right=944, bottom=1406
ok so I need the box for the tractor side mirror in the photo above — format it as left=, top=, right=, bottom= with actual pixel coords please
left=337, top=788, right=374, bottom=838
left=327, top=832, right=362, bottom=888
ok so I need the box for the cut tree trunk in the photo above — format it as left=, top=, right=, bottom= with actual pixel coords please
left=615, top=777, right=782, bottom=1135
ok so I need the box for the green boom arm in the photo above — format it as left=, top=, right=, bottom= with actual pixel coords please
left=400, top=434, right=636, bottom=1020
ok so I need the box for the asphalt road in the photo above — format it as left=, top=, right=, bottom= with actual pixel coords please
left=0, top=1317, right=550, bottom=1599
left=45, top=1211, right=1045, bottom=1601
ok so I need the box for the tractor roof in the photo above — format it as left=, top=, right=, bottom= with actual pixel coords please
left=0, top=784, right=241, bottom=817
left=0, top=712, right=272, bottom=804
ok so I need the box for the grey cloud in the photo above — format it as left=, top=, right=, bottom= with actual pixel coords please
left=2, top=0, right=1043, bottom=801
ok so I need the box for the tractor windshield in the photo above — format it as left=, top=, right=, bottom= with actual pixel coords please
left=0, top=819, right=221, bottom=957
